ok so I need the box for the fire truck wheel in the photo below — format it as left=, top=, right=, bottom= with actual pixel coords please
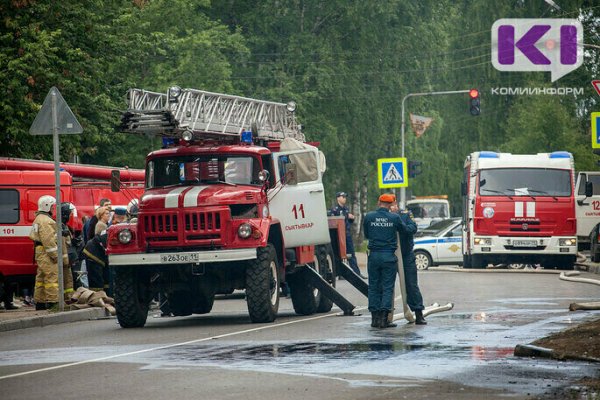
left=591, top=229, right=600, bottom=262
left=414, top=250, right=432, bottom=270
left=115, top=267, right=151, bottom=328
left=462, top=255, right=472, bottom=269
left=316, top=245, right=335, bottom=313
left=288, top=250, right=326, bottom=316
left=246, top=244, right=280, bottom=323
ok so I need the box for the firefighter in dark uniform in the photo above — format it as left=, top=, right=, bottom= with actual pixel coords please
left=363, top=193, right=405, bottom=328
left=83, top=232, right=108, bottom=293
left=391, top=202, right=427, bottom=325
left=330, top=191, right=365, bottom=278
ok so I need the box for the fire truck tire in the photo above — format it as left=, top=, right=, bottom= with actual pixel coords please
left=316, top=245, right=335, bottom=313
left=169, top=291, right=193, bottom=316
left=115, top=267, right=151, bottom=328
left=470, top=255, right=486, bottom=269
left=246, top=244, right=280, bottom=323
left=462, top=255, right=472, bottom=269
left=288, top=270, right=318, bottom=315
left=591, top=228, right=600, bottom=262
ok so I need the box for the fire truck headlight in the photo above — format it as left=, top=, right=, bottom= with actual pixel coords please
left=182, top=129, right=193, bottom=141
left=238, top=223, right=252, bottom=239
left=118, top=229, right=133, bottom=244
left=262, top=205, right=269, bottom=218
left=474, top=237, right=492, bottom=246
left=559, top=238, right=576, bottom=246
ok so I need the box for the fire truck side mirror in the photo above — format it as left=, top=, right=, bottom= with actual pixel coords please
left=585, top=181, right=593, bottom=198
left=285, top=164, right=298, bottom=185
left=111, top=170, right=121, bottom=192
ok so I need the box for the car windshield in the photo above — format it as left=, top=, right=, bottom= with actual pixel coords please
left=147, top=155, right=260, bottom=189
left=420, top=219, right=459, bottom=236
left=479, top=168, right=571, bottom=197
left=407, top=202, right=449, bottom=219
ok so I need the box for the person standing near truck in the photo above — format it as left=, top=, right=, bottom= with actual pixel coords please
left=330, top=191, right=366, bottom=278
left=390, top=202, right=427, bottom=325
left=29, top=195, right=66, bottom=310
left=363, top=193, right=404, bottom=328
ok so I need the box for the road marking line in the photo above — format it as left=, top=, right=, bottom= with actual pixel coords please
left=0, top=307, right=369, bottom=381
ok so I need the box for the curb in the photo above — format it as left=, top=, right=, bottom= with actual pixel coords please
left=0, top=308, right=108, bottom=333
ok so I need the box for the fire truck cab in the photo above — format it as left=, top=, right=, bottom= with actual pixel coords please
left=461, top=151, right=577, bottom=269
left=108, top=87, right=346, bottom=328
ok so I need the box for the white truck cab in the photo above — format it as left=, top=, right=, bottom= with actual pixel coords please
left=406, top=197, right=451, bottom=230
left=575, top=171, right=600, bottom=258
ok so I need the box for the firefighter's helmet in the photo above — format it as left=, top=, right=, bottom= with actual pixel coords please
left=38, top=195, right=56, bottom=213
left=60, top=202, right=76, bottom=224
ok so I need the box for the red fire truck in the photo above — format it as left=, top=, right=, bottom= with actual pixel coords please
left=107, top=87, right=357, bottom=328
left=461, top=151, right=577, bottom=269
left=0, top=158, right=144, bottom=296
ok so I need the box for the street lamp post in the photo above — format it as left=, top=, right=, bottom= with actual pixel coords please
left=399, top=89, right=471, bottom=208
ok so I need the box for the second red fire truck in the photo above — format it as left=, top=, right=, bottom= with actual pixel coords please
left=461, top=151, right=577, bottom=269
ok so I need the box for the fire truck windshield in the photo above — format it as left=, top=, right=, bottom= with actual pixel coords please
left=479, top=168, right=571, bottom=197
left=147, top=155, right=260, bottom=188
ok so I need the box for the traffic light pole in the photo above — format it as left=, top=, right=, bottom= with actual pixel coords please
left=400, top=89, right=471, bottom=208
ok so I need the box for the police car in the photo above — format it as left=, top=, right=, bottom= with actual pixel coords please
left=413, top=218, right=462, bottom=270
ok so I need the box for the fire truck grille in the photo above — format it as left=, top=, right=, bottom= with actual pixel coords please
left=141, top=210, right=225, bottom=248
left=143, top=213, right=178, bottom=233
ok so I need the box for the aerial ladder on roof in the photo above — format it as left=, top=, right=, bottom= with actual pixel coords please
left=120, top=87, right=304, bottom=142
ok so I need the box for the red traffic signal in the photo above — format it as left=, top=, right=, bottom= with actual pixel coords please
left=469, top=88, right=480, bottom=116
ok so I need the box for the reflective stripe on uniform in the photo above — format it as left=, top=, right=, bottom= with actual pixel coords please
left=46, top=246, right=58, bottom=253
left=44, top=283, right=59, bottom=288
left=64, top=288, right=74, bottom=294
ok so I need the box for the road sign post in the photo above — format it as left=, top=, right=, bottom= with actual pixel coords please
left=29, top=87, right=83, bottom=311
left=400, top=89, right=473, bottom=207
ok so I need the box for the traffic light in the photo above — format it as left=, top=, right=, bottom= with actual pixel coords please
left=408, top=160, right=422, bottom=178
left=469, top=88, right=480, bottom=116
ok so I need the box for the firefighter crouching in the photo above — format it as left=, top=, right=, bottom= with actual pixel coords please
left=29, top=195, right=68, bottom=310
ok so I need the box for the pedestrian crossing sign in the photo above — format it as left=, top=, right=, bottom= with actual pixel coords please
left=593, top=112, right=600, bottom=149
left=377, top=157, right=408, bottom=188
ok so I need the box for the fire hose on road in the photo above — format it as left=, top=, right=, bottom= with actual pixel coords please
left=559, top=271, right=600, bottom=311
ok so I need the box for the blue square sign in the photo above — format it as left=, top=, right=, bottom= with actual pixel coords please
left=593, top=112, right=600, bottom=149
left=377, top=157, right=408, bottom=188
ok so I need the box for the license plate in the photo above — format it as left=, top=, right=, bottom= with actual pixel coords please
left=512, top=240, right=537, bottom=247
left=160, top=252, right=200, bottom=263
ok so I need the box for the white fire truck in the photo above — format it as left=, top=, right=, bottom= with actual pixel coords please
left=107, top=87, right=363, bottom=328
left=461, top=151, right=577, bottom=269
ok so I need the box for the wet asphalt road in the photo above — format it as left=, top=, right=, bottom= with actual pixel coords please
left=1, top=268, right=599, bottom=400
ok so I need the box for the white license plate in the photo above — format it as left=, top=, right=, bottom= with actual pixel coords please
left=160, top=252, right=200, bottom=263
left=512, top=240, right=537, bottom=247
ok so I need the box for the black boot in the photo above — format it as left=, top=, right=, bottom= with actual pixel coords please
left=35, top=302, right=47, bottom=310
left=382, top=310, right=397, bottom=328
left=371, top=312, right=378, bottom=328
left=46, top=302, right=58, bottom=311
left=415, top=309, right=427, bottom=325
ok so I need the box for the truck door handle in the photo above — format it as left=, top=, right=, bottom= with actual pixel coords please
left=310, top=189, right=324, bottom=193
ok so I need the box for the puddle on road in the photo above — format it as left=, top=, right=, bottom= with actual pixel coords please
left=1, top=310, right=599, bottom=395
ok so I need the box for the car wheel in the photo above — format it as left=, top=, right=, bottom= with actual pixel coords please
left=414, top=250, right=432, bottom=270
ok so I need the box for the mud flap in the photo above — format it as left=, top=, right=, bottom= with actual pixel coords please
left=299, top=265, right=355, bottom=315
left=337, top=260, right=368, bottom=296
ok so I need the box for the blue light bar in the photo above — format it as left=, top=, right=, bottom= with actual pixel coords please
left=479, top=151, right=499, bottom=158
left=549, top=151, right=571, bottom=158
left=162, top=137, right=176, bottom=148
left=241, top=130, right=253, bottom=143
